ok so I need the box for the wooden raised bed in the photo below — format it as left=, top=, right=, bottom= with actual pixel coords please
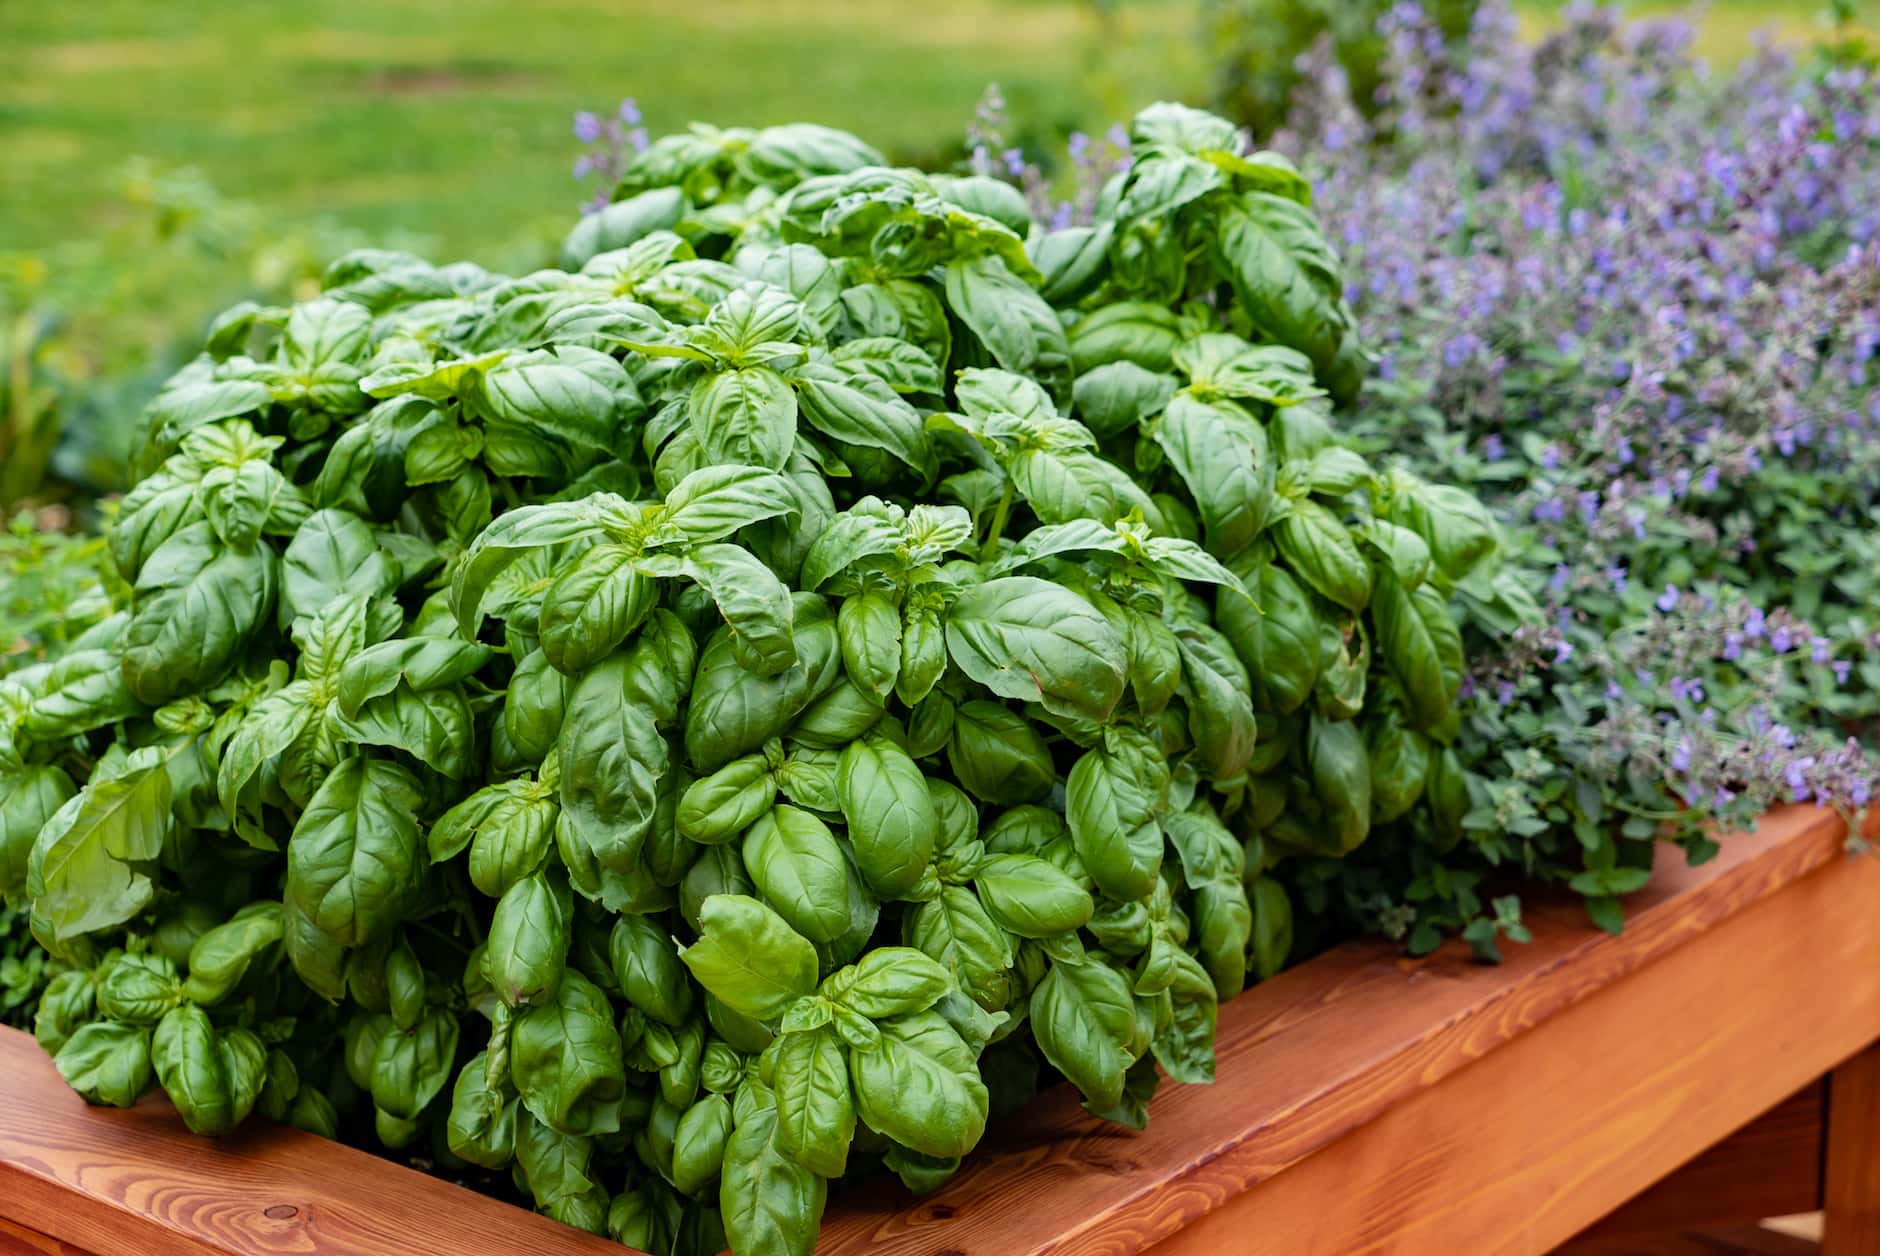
left=0, top=804, right=1875, bottom=1256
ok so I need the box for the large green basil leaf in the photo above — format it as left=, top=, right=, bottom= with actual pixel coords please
left=741, top=805, right=855, bottom=944
left=850, top=1009, right=988, bottom=1160
left=371, top=1006, right=460, bottom=1120
left=539, top=545, right=656, bottom=675
left=515, top=1110, right=609, bottom=1233
left=835, top=736, right=936, bottom=899
left=447, top=1051, right=519, bottom=1169
left=27, top=757, right=171, bottom=943
left=945, top=700, right=1055, bottom=805
left=55, top=1021, right=154, bottom=1108
left=684, top=543, right=798, bottom=676
left=1154, top=393, right=1273, bottom=559
left=284, top=756, right=424, bottom=949
left=610, top=913, right=694, bottom=1027
left=1274, top=500, right=1371, bottom=612
left=944, top=255, right=1070, bottom=392
left=945, top=577, right=1125, bottom=722
left=974, top=853, right=1093, bottom=938
left=150, top=1004, right=268, bottom=1135
left=183, top=904, right=285, bottom=1005
left=485, top=871, right=573, bottom=1009
left=511, top=968, right=626, bottom=1137
left=559, top=656, right=668, bottom=875
left=1029, top=957, right=1137, bottom=1111
left=721, top=1080, right=826, bottom=1256
left=472, top=346, right=640, bottom=453
left=792, top=361, right=932, bottom=475
left=123, top=524, right=275, bottom=704
left=690, top=366, right=797, bottom=471
left=684, top=596, right=839, bottom=772
left=769, top=1025, right=854, bottom=1178
left=680, top=894, right=818, bottom=1021
left=1066, top=730, right=1167, bottom=901
left=903, top=886, right=1015, bottom=1013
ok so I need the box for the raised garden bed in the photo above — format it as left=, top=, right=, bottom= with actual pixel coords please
left=1, top=803, right=1875, bottom=1256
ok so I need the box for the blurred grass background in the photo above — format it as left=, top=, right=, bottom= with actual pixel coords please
left=0, top=0, right=1872, bottom=501
left=5, top=1, right=1871, bottom=266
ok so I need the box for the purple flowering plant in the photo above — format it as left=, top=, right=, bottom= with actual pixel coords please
left=1270, top=1, right=1880, bottom=947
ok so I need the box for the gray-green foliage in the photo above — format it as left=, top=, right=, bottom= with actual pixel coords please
left=0, top=103, right=1507, bottom=1255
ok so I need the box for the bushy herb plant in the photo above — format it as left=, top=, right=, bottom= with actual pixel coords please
left=0, top=103, right=1514, bottom=1254
left=1263, top=1, right=1880, bottom=946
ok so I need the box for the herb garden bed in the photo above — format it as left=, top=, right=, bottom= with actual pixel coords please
left=2, top=803, right=1872, bottom=1256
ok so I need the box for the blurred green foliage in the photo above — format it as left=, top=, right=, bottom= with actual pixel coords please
left=0, top=510, right=115, bottom=678
left=1203, top=0, right=1478, bottom=137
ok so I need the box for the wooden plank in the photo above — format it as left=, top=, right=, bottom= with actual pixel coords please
left=1140, top=819, right=1880, bottom=1256
left=1560, top=1227, right=1821, bottom=1256
left=0, top=1027, right=629, bottom=1256
left=0, top=1217, right=99, bottom=1256
left=1824, top=1044, right=1880, bottom=1256
left=815, top=805, right=1868, bottom=1256
left=1562, top=1083, right=1826, bottom=1244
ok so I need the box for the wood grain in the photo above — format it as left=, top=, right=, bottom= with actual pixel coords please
left=1824, top=1044, right=1880, bottom=1256
left=0, top=1217, right=99, bottom=1256
left=815, top=805, right=1867, bottom=1256
left=1558, top=1227, right=1822, bottom=1256
left=1562, top=1084, right=1825, bottom=1243
left=1142, top=831, right=1880, bottom=1255
left=0, top=1027, right=630, bottom=1256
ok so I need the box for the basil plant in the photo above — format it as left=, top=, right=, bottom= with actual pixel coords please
left=0, top=102, right=1516, bottom=1256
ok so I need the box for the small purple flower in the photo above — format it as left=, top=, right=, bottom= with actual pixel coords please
left=1002, top=147, right=1026, bottom=178
left=1771, top=625, right=1794, bottom=654
left=1656, top=585, right=1679, bottom=613
left=1722, top=632, right=1744, bottom=661
left=1496, top=680, right=1516, bottom=707
left=1605, top=564, right=1628, bottom=592
left=1744, top=608, right=1766, bottom=639
left=1483, top=434, right=1505, bottom=460
left=1834, top=660, right=1854, bottom=684
left=573, top=155, right=592, bottom=179
left=1670, top=738, right=1691, bottom=772
left=1812, top=638, right=1831, bottom=665
left=1554, top=638, right=1575, bottom=664
left=1540, top=444, right=1561, bottom=471
left=619, top=98, right=642, bottom=126
left=1550, top=563, right=1570, bottom=593
left=1785, top=756, right=1816, bottom=800
left=573, top=110, right=603, bottom=143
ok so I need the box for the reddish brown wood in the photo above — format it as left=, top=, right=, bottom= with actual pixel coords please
left=1563, top=1084, right=1826, bottom=1244
left=0, top=1217, right=99, bottom=1256
left=0, top=1027, right=626, bottom=1256
left=1561, top=1227, right=1821, bottom=1256
left=1137, top=816, right=1880, bottom=1256
left=1824, top=1044, right=1880, bottom=1256
left=815, top=805, right=1871, bottom=1256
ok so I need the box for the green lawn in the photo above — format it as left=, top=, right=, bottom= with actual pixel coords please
left=0, top=0, right=1201, bottom=268
left=5, top=1, right=1869, bottom=272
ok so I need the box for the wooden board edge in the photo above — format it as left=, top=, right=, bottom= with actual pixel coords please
left=815, top=805, right=1859, bottom=1254
left=0, top=1026, right=630, bottom=1256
